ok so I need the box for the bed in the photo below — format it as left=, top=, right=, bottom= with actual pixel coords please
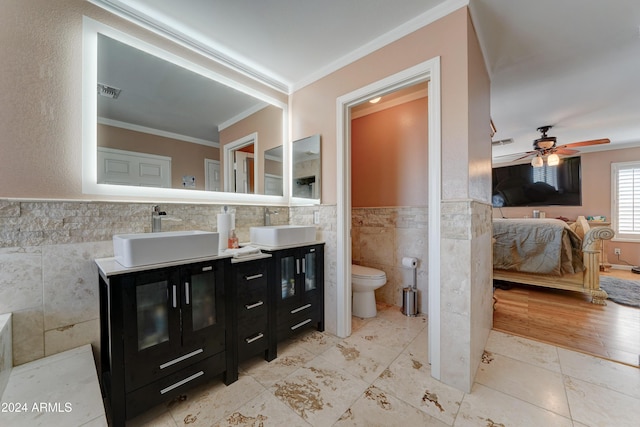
left=493, top=216, right=615, bottom=304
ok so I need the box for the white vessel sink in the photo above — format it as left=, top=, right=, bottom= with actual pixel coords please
left=250, top=225, right=316, bottom=248
left=113, top=231, right=219, bottom=267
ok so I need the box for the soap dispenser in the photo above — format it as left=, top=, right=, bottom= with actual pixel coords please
left=228, top=229, right=239, bottom=249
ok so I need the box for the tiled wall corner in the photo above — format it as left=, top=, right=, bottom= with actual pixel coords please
left=439, top=199, right=493, bottom=392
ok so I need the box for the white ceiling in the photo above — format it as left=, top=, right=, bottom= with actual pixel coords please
left=93, top=0, right=640, bottom=159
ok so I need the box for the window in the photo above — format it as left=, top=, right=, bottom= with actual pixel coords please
left=612, top=161, right=640, bottom=241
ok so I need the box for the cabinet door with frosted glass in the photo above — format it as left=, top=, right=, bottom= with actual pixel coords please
left=276, top=249, right=298, bottom=304
left=180, top=261, right=226, bottom=353
left=302, top=245, right=323, bottom=299
left=121, top=268, right=182, bottom=390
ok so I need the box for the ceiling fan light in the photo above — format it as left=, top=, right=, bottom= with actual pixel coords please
left=547, top=153, right=560, bottom=166
left=531, top=155, right=544, bottom=167
left=536, top=139, right=555, bottom=149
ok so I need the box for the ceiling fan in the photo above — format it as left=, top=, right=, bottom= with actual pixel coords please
left=499, top=125, right=610, bottom=167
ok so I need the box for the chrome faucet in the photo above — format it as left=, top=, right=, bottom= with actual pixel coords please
left=264, top=208, right=278, bottom=226
left=151, top=205, right=165, bottom=232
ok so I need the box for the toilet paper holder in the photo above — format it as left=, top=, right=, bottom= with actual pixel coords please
left=401, top=257, right=418, bottom=317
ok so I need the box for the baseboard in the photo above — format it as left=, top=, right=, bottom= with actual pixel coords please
left=609, top=264, right=634, bottom=271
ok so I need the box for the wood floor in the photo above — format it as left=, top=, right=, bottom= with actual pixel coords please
left=493, top=268, right=640, bottom=367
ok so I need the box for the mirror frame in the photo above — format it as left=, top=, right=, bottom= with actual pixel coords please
left=82, top=17, right=290, bottom=204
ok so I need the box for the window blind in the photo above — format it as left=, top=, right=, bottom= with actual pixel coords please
left=613, top=162, right=640, bottom=240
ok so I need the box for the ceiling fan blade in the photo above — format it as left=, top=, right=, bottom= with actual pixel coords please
left=554, top=148, right=579, bottom=155
left=510, top=152, right=539, bottom=162
left=493, top=150, right=537, bottom=160
left=560, top=138, right=610, bottom=149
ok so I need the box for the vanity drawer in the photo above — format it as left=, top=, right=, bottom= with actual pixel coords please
left=125, top=342, right=218, bottom=392
left=234, top=260, right=268, bottom=285
left=237, top=328, right=269, bottom=360
left=237, top=299, right=268, bottom=326
left=276, top=303, right=320, bottom=341
left=126, top=351, right=225, bottom=420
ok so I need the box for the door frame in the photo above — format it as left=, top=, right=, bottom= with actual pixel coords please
left=336, top=57, right=442, bottom=378
left=223, top=132, right=258, bottom=193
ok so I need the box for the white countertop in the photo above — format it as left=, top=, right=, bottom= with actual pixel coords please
left=96, top=240, right=323, bottom=278
left=96, top=251, right=272, bottom=277
left=245, top=240, right=325, bottom=251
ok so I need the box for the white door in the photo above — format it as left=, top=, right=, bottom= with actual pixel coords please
left=97, top=147, right=171, bottom=187
left=205, top=159, right=221, bottom=191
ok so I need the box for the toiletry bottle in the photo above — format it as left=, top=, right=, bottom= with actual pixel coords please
left=228, top=229, right=239, bottom=249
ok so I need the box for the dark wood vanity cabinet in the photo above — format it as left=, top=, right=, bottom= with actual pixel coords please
left=98, top=259, right=230, bottom=427
left=263, top=244, right=325, bottom=341
left=228, top=257, right=276, bottom=381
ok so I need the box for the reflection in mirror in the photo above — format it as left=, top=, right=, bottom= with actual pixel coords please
left=264, top=146, right=283, bottom=196
left=95, top=33, right=284, bottom=195
left=223, top=133, right=256, bottom=194
left=292, top=135, right=321, bottom=200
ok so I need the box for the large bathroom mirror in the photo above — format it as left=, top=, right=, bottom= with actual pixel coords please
left=82, top=17, right=288, bottom=202
left=292, top=134, right=321, bottom=200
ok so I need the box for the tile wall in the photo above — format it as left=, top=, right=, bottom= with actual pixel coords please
left=351, top=207, right=429, bottom=314
left=439, top=199, right=493, bottom=392
left=0, top=200, right=294, bottom=366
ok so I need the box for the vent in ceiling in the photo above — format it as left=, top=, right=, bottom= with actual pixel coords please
left=491, top=138, right=514, bottom=146
left=97, top=83, right=121, bottom=99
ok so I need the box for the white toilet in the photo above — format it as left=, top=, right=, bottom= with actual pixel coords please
left=351, top=264, right=387, bottom=318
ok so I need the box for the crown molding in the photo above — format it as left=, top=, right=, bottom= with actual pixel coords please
left=97, top=117, right=220, bottom=148
left=292, top=0, right=469, bottom=92
left=89, top=0, right=468, bottom=95
left=88, top=0, right=289, bottom=94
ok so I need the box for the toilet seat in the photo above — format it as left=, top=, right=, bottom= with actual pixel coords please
left=352, top=264, right=386, bottom=280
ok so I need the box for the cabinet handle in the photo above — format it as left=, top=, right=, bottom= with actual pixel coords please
left=245, top=332, right=264, bottom=344
left=296, top=259, right=300, bottom=275
left=172, top=285, right=177, bottom=308
left=160, top=371, right=204, bottom=395
left=291, top=319, right=312, bottom=330
left=245, top=301, right=264, bottom=310
left=202, top=266, right=213, bottom=272
left=244, top=273, right=263, bottom=281
left=290, top=303, right=311, bottom=314
left=159, top=348, right=204, bottom=370
left=185, top=282, right=190, bottom=305
left=302, top=258, right=306, bottom=274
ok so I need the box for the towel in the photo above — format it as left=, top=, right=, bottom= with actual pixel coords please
left=230, top=246, right=262, bottom=259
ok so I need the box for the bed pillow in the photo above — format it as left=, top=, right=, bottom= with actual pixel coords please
left=569, top=216, right=590, bottom=240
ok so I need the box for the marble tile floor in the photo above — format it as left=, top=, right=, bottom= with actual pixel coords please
left=126, top=304, right=640, bottom=427
left=0, top=344, right=107, bottom=426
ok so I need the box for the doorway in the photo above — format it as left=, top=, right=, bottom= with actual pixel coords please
left=336, top=57, right=442, bottom=378
left=350, top=82, right=429, bottom=311
left=223, top=132, right=257, bottom=193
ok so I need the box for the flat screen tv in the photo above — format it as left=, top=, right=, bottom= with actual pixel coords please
left=492, top=156, right=582, bottom=207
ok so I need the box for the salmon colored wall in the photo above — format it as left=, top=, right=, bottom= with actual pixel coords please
left=494, top=147, right=640, bottom=266
left=98, top=124, right=219, bottom=190
left=0, top=0, right=287, bottom=200
left=219, top=105, right=284, bottom=194
left=351, top=98, right=428, bottom=207
left=292, top=8, right=481, bottom=205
